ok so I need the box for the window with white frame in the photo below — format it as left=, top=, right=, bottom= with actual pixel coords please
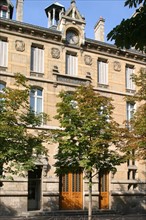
left=30, top=88, right=43, bottom=114
left=30, top=45, right=44, bottom=73
left=126, top=65, right=135, bottom=90
left=0, top=39, right=8, bottom=67
left=98, top=59, right=108, bottom=85
left=66, top=53, right=78, bottom=76
left=126, top=102, right=135, bottom=122
left=126, top=103, right=137, bottom=190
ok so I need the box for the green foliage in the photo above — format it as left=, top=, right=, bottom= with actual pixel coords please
left=107, top=0, right=146, bottom=51
left=123, top=69, right=146, bottom=159
left=54, top=85, right=125, bottom=177
left=125, top=0, right=146, bottom=8
left=0, top=73, right=48, bottom=177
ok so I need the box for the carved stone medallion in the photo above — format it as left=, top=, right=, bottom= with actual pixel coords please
left=84, top=55, right=92, bottom=66
left=51, top=48, right=60, bottom=59
left=114, top=61, right=121, bottom=72
left=15, top=40, right=25, bottom=52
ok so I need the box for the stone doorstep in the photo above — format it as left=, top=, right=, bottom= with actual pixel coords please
left=20, top=209, right=116, bottom=217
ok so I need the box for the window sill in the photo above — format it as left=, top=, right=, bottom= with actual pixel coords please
left=97, top=83, right=109, bottom=89
left=126, top=89, right=136, bottom=93
left=0, top=66, right=7, bottom=71
left=30, top=71, right=44, bottom=78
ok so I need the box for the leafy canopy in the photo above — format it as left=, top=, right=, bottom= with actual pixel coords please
left=54, top=85, right=125, bottom=177
left=0, top=73, right=48, bottom=177
left=107, top=0, right=146, bottom=51
left=123, top=68, right=146, bottom=160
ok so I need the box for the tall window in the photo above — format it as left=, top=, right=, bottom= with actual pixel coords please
left=126, top=102, right=135, bottom=122
left=31, top=46, right=44, bottom=73
left=98, top=59, right=108, bottom=85
left=66, top=53, right=78, bottom=76
left=30, top=88, right=43, bottom=114
left=126, top=102, right=137, bottom=189
left=126, top=65, right=135, bottom=90
left=0, top=39, right=8, bottom=67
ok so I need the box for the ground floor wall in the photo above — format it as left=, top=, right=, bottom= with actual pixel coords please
left=0, top=163, right=146, bottom=216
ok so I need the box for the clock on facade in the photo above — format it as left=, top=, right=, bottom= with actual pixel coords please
left=66, top=30, right=79, bottom=45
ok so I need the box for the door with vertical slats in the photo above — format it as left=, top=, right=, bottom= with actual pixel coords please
left=99, top=171, right=109, bottom=209
left=60, top=171, right=82, bottom=210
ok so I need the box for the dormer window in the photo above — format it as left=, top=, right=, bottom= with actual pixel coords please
left=0, top=5, right=8, bottom=18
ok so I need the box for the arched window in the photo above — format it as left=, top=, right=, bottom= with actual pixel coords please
left=30, top=88, right=43, bottom=114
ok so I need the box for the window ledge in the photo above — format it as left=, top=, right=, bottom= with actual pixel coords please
left=126, top=89, right=136, bottom=93
left=30, top=71, right=44, bottom=78
left=0, top=66, right=7, bottom=71
left=98, top=83, right=109, bottom=89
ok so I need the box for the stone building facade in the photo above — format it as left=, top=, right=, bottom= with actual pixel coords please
left=0, top=0, right=146, bottom=216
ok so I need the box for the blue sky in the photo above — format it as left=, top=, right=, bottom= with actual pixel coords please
left=11, top=0, right=135, bottom=43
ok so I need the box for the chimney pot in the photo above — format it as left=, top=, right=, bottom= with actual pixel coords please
left=94, top=17, right=105, bottom=42
left=16, top=0, right=24, bottom=22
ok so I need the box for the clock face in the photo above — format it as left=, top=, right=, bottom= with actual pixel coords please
left=66, top=31, right=79, bottom=45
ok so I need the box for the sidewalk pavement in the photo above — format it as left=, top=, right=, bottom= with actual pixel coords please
left=0, top=214, right=146, bottom=220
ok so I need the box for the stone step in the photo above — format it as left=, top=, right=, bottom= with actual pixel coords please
left=24, top=209, right=116, bottom=217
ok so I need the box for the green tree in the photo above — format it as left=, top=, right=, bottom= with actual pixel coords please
left=123, top=68, right=146, bottom=160
left=54, top=85, right=125, bottom=220
left=0, top=73, right=49, bottom=178
left=107, top=0, right=146, bottom=51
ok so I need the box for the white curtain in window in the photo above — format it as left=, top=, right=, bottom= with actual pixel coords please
left=126, top=102, right=135, bottom=121
left=66, top=54, right=78, bottom=76
left=30, top=89, right=43, bottom=114
left=126, top=67, right=135, bottom=90
left=31, top=47, right=44, bottom=73
left=98, top=61, right=108, bottom=85
left=0, top=41, right=8, bottom=67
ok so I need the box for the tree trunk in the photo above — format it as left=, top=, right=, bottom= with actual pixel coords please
left=88, top=171, right=92, bottom=220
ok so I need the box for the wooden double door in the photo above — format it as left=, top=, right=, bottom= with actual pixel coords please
left=59, top=171, right=83, bottom=210
left=99, top=171, right=109, bottom=209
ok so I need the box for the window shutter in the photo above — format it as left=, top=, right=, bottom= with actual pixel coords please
left=35, top=48, right=39, bottom=72
left=66, top=54, right=78, bottom=76
left=0, top=41, right=8, bottom=67
left=105, top=62, right=108, bottom=84
left=66, top=54, right=70, bottom=75
left=98, top=61, right=108, bottom=85
left=40, top=48, right=44, bottom=73
left=126, top=67, right=135, bottom=90
left=31, top=47, right=35, bottom=71
left=31, top=47, right=44, bottom=73
left=72, top=55, right=78, bottom=76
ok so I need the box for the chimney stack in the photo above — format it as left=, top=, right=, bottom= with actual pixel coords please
left=16, top=0, right=24, bottom=22
left=94, top=17, right=105, bottom=42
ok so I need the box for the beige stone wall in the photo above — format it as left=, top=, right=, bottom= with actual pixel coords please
left=0, top=22, right=146, bottom=215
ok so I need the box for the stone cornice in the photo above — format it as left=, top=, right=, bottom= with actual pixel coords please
left=0, top=18, right=62, bottom=42
left=85, top=38, right=146, bottom=63
left=0, top=18, right=146, bottom=63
